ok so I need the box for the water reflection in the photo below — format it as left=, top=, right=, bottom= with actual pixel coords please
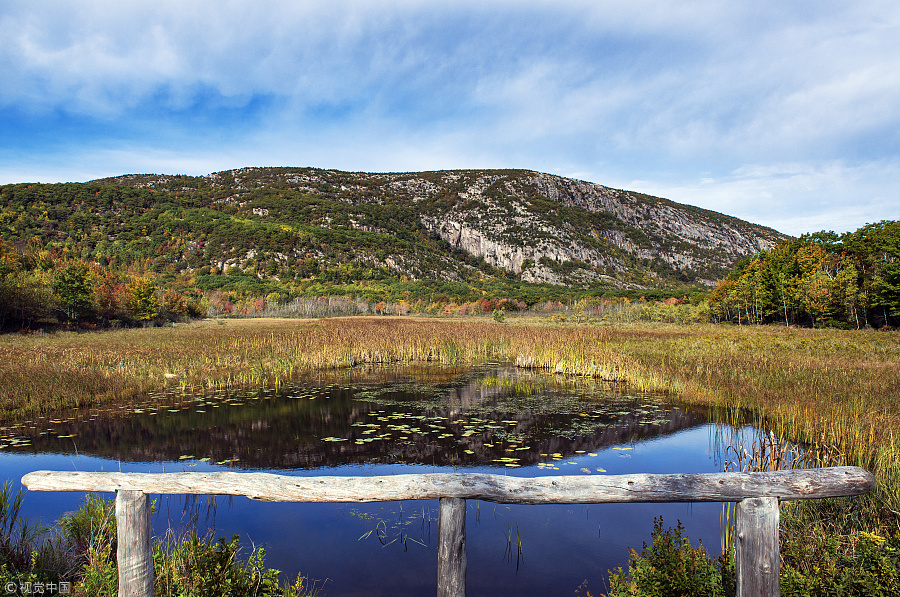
left=5, top=365, right=705, bottom=469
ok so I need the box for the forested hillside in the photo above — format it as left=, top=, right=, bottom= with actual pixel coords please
left=1, top=167, right=784, bottom=285
left=0, top=167, right=788, bottom=330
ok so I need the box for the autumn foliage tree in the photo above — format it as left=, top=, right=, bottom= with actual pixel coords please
left=92, top=267, right=128, bottom=321
left=709, top=220, right=900, bottom=328
left=127, top=277, right=160, bottom=321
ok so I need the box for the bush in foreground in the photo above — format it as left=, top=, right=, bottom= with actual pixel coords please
left=602, top=516, right=900, bottom=597
left=605, top=518, right=732, bottom=597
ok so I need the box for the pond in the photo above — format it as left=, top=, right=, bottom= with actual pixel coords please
left=0, top=364, right=746, bottom=596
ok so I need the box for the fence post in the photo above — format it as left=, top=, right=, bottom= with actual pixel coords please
left=437, top=497, right=466, bottom=597
left=736, top=496, right=780, bottom=597
left=115, top=490, right=154, bottom=597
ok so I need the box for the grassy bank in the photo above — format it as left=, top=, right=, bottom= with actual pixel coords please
left=2, top=317, right=899, bottom=591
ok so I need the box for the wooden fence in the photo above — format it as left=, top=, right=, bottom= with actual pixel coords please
left=22, top=467, right=874, bottom=597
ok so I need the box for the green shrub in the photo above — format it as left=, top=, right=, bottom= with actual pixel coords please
left=150, top=533, right=310, bottom=597
left=781, top=530, right=900, bottom=597
left=3, top=489, right=314, bottom=597
left=814, top=318, right=852, bottom=330
left=605, top=518, right=732, bottom=597
left=605, top=517, right=900, bottom=597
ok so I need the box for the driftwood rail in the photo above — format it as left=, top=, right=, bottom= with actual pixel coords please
left=22, top=467, right=873, bottom=597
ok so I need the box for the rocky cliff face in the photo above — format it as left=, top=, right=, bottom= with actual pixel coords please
left=517, top=171, right=782, bottom=284
left=207, top=168, right=783, bottom=287
left=99, top=167, right=787, bottom=288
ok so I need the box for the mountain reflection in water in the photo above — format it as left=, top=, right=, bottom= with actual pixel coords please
left=8, top=364, right=706, bottom=469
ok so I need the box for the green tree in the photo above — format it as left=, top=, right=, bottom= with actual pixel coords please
left=871, top=230, right=900, bottom=322
left=3, top=271, right=52, bottom=330
left=708, top=279, right=737, bottom=323
left=51, top=262, right=95, bottom=321
left=873, top=262, right=900, bottom=321
left=834, top=261, right=863, bottom=328
left=841, top=221, right=900, bottom=324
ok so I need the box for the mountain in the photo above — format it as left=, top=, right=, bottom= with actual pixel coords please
left=0, top=167, right=786, bottom=292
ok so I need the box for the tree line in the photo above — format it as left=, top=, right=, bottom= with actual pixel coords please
left=0, top=234, right=705, bottom=332
left=708, top=220, right=900, bottom=328
left=0, top=239, right=203, bottom=330
left=3, top=175, right=895, bottom=333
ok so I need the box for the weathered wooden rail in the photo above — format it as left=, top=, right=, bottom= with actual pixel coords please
left=22, top=467, right=873, bottom=597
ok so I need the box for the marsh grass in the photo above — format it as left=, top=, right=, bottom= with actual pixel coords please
left=0, top=317, right=627, bottom=422
left=617, top=325, right=900, bottom=528
left=0, top=482, right=37, bottom=576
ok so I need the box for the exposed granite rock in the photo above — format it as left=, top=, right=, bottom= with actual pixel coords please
left=96, top=167, right=787, bottom=288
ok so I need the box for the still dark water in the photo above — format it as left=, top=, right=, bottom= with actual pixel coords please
left=0, top=364, right=743, bottom=596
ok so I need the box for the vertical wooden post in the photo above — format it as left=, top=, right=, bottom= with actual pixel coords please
left=116, top=490, right=154, bottom=597
left=736, top=496, right=780, bottom=597
left=437, top=497, right=466, bottom=597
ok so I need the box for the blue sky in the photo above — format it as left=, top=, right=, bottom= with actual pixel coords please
left=1, top=1, right=898, bottom=236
